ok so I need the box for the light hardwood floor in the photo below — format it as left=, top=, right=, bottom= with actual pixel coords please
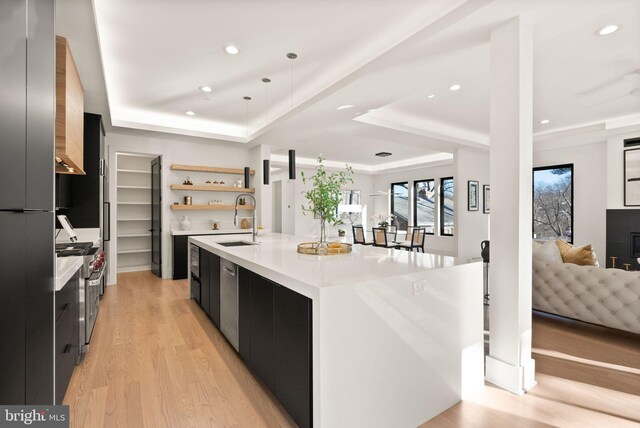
left=65, top=271, right=640, bottom=428
left=64, top=271, right=296, bottom=428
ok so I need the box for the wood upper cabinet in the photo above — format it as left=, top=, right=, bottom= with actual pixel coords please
left=55, top=36, right=85, bottom=175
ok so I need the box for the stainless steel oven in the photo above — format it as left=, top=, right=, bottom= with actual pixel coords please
left=56, top=241, right=106, bottom=359
left=190, top=244, right=201, bottom=303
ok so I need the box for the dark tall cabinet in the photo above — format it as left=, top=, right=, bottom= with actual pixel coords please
left=0, top=0, right=55, bottom=404
left=57, top=113, right=106, bottom=228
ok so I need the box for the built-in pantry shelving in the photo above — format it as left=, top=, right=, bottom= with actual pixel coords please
left=116, top=153, right=156, bottom=273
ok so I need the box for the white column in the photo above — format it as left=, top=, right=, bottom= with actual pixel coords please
left=486, top=16, right=536, bottom=394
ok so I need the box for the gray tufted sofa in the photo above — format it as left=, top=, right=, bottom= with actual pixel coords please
left=533, top=259, right=640, bottom=334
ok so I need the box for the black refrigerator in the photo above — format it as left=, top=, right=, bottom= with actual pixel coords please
left=0, top=0, right=55, bottom=405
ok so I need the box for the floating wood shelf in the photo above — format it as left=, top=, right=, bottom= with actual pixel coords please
left=118, top=249, right=152, bottom=254
left=170, top=164, right=255, bottom=175
left=170, top=184, right=254, bottom=193
left=117, top=218, right=152, bottom=221
left=116, top=169, right=150, bottom=174
left=118, top=233, right=150, bottom=238
left=170, top=204, right=255, bottom=211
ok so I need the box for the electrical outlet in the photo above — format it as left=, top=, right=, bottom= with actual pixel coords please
left=413, top=279, right=428, bottom=295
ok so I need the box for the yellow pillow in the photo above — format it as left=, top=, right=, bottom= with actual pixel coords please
left=555, top=240, right=596, bottom=266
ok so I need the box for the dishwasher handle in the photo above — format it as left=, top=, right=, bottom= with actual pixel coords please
left=222, top=266, right=236, bottom=276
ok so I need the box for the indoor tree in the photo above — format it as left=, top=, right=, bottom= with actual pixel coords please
left=301, top=155, right=353, bottom=245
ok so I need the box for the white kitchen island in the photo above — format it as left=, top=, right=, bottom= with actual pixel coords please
left=189, top=233, right=484, bottom=428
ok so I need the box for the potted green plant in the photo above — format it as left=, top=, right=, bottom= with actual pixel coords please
left=301, top=155, right=353, bottom=245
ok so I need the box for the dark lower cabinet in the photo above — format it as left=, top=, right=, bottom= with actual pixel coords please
left=194, top=247, right=221, bottom=328
left=173, top=235, right=190, bottom=279
left=200, top=250, right=211, bottom=316
left=274, top=284, right=313, bottom=428
left=174, top=233, right=249, bottom=280
left=249, top=273, right=276, bottom=391
left=208, top=252, right=221, bottom=328
left=238, top=268, right=253, bottom=363
left=238, top=267, right=313, bottom=428
left=55, top=270, right=79, bottom=404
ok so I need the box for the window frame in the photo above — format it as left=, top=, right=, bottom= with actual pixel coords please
left=390, top=181, right=409, bottom=230
left=532, top=163, right=574, bottom=244
left=413, top=179, right=436, bottom=235
left=440, top=176, right=454, bottom=237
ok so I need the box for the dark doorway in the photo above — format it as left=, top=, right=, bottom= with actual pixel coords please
left=151, top=156, right=162, bottom=277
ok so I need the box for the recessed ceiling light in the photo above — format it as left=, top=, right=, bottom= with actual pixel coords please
left=427, top=94, right=435, bottom=99
left=225, top=45, right=239, bottom=55
left=449, top=84, right=461, bottom=91
left=596, top=24, right=619, bottom=36
left=186, top=111, right=196, bottom=116
left=375, top=152, right=392, bottom=158
left=337, top=104, right=354, bottom=110
left=540, top=119, right=550, bottom=124
left=199, top=86, right=212, bottom=93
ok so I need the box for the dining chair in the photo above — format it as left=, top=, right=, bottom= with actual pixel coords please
left=372, top=227, right=400, bottom=248
left=406, top=226, right=415, bottom=236
left=397, top=227, right=426, bottom=252
left=386, top=225, right=398, bottom=242
left=352, top=225, right=372, bottom=245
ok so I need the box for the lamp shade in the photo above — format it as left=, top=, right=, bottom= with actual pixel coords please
left=244, top=167, right=250, bottom=189
left=288, top=149, right=296, bottom=180
left=263, top=159, right=270, bottom=185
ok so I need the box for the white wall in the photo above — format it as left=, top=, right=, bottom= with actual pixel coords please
left=272, top=168, right=376, bottom=239
left=534, top=141, right=607, bottom=255
left=607, top=132, right=639, bottom=210
left=456, top=149, right=490, bottom=261
left=373, top=162, right=457, bottom=255
left=106, top=129, right=251, bottom=281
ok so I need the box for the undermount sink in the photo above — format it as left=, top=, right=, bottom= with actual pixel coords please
left=217, top=241, right=258, bottom=247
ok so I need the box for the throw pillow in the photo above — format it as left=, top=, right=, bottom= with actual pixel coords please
left=556, top=240, right=596, bottom=266
left=532, top=240, right=563, bottom=263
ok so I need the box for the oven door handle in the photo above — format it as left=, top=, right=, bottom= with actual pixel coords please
left=87, top=262, right=107, bottom=286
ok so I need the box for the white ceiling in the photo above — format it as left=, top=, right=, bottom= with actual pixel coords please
left=92, top=0, right=461, bottom=141
left=60, top=0, right=640, bottom=168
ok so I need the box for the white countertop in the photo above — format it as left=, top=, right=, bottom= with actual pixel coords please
left=171, top=228, right=252, bottom=236
left=55, top=256, right=83, bottom=291
left=190, top=233, right=466, bottom=291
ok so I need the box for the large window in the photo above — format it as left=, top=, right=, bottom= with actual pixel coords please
left=414, top=180, right=435, bottom=234
left=440, top=177, right=454, bottom=236
left=391, top=182, right=409, bottom=230
left=533, top=164, right=573, bottom=243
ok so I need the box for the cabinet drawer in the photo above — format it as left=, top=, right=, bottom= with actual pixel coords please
left=55, top=272, right=78, bottom=322
left=55, top=301, right=76, bottom=350
left=54, top=329, right=77, bottom=404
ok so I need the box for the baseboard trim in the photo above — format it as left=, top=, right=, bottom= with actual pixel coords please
left=485, top=355, right=536, bottom=394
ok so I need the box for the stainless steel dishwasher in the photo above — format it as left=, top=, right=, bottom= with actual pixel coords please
left=220, top=258, right=239, bottom=351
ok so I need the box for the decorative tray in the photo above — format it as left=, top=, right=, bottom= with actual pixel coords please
left=297, top=242, right=352, bottom=256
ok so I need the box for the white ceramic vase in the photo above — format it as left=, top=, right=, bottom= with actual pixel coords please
left=180, top=215, right=191, bottom=230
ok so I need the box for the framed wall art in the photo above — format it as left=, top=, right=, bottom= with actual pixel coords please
left=624, top=148, right=640, bottom=206
left=467, top=180, right=479, bottom=211
left=483, top=185, right=490, bottom=214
